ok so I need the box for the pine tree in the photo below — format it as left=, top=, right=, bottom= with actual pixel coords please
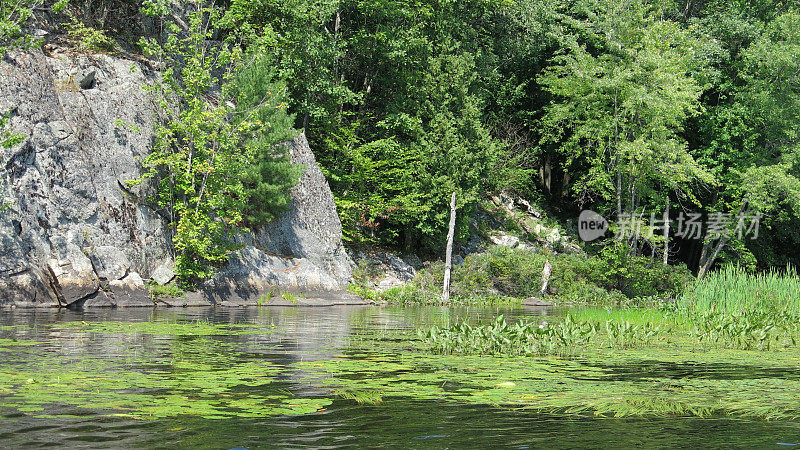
left=233, top=52, right=303, bottom=226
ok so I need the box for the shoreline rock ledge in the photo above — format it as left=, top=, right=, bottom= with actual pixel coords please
left=0, top=48, right=362, bottom=308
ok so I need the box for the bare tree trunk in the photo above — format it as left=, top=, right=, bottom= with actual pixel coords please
left=542, top=155, right=552, bottom=193
left=442, top=192, right=457, bottom=303
left=540, top=260, right=553, bottom=295
left=697, top=237, right=727, bottom=280
left=697, top=200, right=748, bottom=279
left=616, top=170, right=622, bottom=218
left=614, top=91, right=621, bottom=219
left=663, top=202, right=670, bottom=265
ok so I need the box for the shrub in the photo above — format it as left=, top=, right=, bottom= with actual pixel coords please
left=359, top=243, right=695, bottom=306
left=599, top=242, right=694, bottom=299
left=66, top=20, right=115, bottom=52
left=446, top=246, right=693, bottom=305
left=148, top=282, right=184, bottom=299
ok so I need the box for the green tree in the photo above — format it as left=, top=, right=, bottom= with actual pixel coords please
left=320, top=122, right=426, bottom=245
left=693, top=11, right=800, bottom=275
left=223, top=0, right=356, bottom=138
left=136, top=1, right=298, bottom=287
left=320, top=50, right=501, bottom=251
left=411, top=52, right=500, bottom=247
left=538, top=0, right=713, bottom=256
left=231, top=51, right=303, bottom=227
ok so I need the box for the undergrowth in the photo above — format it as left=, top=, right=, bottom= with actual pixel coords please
left=353, top=245, right=693, bottom=307
left=147, top=282, right=184, bottom=299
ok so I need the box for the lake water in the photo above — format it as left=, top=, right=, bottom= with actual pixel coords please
left=1, top=306, right=799, bottom=448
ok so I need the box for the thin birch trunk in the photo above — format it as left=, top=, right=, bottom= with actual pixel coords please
left=442, top=192, right=456, bottom=303
left=663, top=202, right=670, bottom=265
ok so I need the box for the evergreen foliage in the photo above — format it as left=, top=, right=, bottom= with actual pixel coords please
left=232, top=52, right=303, bottom=227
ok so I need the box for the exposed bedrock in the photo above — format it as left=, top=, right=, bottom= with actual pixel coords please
left=0, top=48, right=358, bottom=307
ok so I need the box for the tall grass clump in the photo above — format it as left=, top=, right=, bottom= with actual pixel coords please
left=569, top=307, right=682, bottom=328
left=685, top=265, right=800, bottom=314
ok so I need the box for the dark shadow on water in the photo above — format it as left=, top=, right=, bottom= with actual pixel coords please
left=3, top=399, right=800, bottom=448
left=579, top=359, right=800, bottom=382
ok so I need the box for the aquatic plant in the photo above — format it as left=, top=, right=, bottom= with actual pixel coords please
left=0, top=329, right=329, bottom=420
left=0, top=338, right=38, bottom=348
left=420, top=315, right=596, bottom=356
left=690, top=309, right=796, bottom=351
left=569, top=307, right=679, bottom=327
left=6, top=306, right=800, bottom=426
left=604, top=320, right=660, bottom=349
left=300, top=336, right=800, bottom=420
left=60, top=319, right=275, bottom=336
left=416, top=304, right=800, bottom=354
left=299, top=314, right=800, bottom=421
left=335, top=389, right=384, bottom=405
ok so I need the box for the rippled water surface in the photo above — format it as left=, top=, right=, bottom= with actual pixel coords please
left=1, top=306, right=799, bottom=448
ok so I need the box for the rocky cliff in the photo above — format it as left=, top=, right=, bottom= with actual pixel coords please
left=0, top=47, right=356, bottom=307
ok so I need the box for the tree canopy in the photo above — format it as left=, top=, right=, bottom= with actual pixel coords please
left=5, top=0, right=800, bottom=277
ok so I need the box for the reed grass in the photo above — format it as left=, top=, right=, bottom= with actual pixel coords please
left=685, top=265, right=800, bottom=313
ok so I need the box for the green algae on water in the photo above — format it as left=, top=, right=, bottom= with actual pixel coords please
left=58, top=320, right=277, bottom=336
left=0, top=338, right=39, bottom=348
left=6, top=309, right=800, bottom=424
left=0, top=334, right=330, bottom=420
left=297, top=324, right=800, bottom=420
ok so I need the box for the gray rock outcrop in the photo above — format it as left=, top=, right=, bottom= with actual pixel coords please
left=522, top=296, right=553, bottom=307
left=251, top=132, right=353, bottom=287
left=0, top=47, right=356, bottom=307
left=349, top=250, right=417, bottom=292
left=0, top=47, right=171, bottom=307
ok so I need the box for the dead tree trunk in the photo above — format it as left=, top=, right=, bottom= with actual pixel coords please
left=697, top=201, right=748, bottom=279
left=442, top=192, right=457, bottom=303
left=540, top=260, right=553, bottom=295
left=663, top=202, right=670, bottom=265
